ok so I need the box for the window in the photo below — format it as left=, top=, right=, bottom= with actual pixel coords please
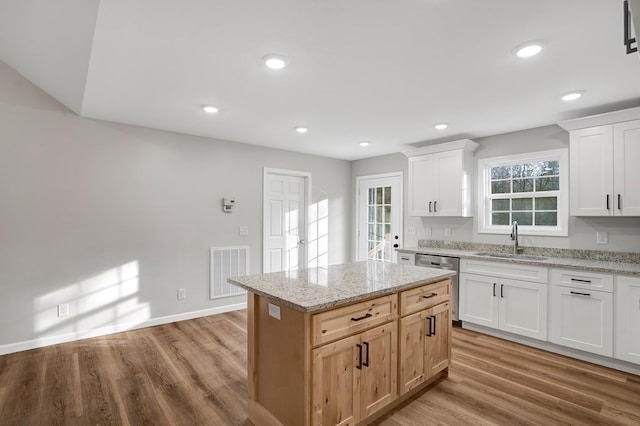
left=478, top=149, right=568, bottom=236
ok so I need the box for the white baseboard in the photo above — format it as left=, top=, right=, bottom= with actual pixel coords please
left=0, top=302, right=247, bottom=356
left=461, top=322, right=640, bottom=376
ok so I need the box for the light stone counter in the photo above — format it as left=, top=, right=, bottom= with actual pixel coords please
left=397, top=244, right=640, bottom=276
left=228, top=260, right=455, bottom=312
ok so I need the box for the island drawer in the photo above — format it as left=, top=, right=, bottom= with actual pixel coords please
left=311, top=294, right=397, bottom=346
left=400, top=279, right=450, bottom=316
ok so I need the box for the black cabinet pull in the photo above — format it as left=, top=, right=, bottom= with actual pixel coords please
left=500, top=284, right=504, bottom=298
left=434, top=201, right=438, bottom=212
left=363, top=342, right=369, bottom=367
left=426, top=317, right=433, bottom=336
left=428, top=201, right=432, bottom=212
left=356, top=344, right=363, bottom=370
left=570, top=278, right=592, bottom=284
left=570, top=291, right=591, bottom=297
left=606, top=194, right=610, bottom=210
left=422, top=293, right=438, bottom=299
left=393, top=243, right=399, bottom=248
left=618, top=194, right=622, bottom=210
left=351, top=313, right=372, bottom=322
left=431, top=315, right=436, bottom=336
left=493, top=283, right=497, bottom=297
left=430, top=262, right=441, bottom=266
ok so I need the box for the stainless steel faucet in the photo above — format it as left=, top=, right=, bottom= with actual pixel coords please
left=510, top=221, right=519, bottom=255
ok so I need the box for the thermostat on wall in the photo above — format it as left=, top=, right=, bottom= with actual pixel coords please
left=222, top=197, right=235, bottom=213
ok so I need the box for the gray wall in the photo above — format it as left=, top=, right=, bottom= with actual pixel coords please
left=0, top=61, right=351, bottom=350
left=353, top=126, right=640, bottom=253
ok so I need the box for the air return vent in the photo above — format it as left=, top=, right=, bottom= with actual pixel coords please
left=210, top=246, right=248, bottom=299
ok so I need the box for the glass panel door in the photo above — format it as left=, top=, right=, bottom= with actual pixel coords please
left=357, top=174, right=402, bottom=262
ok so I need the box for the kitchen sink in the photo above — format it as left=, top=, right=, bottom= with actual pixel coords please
left=473, top=252, right=547, bottom=261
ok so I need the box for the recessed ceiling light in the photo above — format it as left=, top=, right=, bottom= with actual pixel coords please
left=263, top=54, right=288, bottom=70
left=294, top=126, right=308, bottom=134
left=434, top=123, right=448, bottom=130
left=561, top=91, right=584, bottom=101
left=202, top=105, right=219, bottom=114
left=359, top=141, right=370, bottom=147
left=513, top=40, right=547, bottom=58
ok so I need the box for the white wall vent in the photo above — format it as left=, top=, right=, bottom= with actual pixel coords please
left=210, top=246, right=249, bottom=299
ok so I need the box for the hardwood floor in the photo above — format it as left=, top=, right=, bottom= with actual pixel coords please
left=0, top=310, right=638, bottom=425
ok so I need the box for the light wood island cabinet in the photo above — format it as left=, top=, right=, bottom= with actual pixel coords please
left=229, top=261, right=454, bottom=426
left=399, top=280, right=451, bottom=394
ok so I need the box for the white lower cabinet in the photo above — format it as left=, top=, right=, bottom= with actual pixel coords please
left=499, top=278, right=548, bottom=339
left=615, top=275, right=640, bottom=364
left=550, top=269, right=614, bottom=357
left=459, top=260, right=548, bottom=341
left=459, top=273, right=499, bottom=328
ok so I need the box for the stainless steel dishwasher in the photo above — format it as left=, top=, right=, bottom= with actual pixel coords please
left=415, top=253, right=460, bottom=322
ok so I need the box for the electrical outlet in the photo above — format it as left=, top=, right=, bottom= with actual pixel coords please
left=444, top=227, right=452, bottom=237
left=57, top=303, right=69, bottom=317
left=407, top=226, right=417, bottom=236
left=239, top=225, right=249, bottom=236
left=425, top=226, right=432, bottom=236
left=268, top=303, right=281, bottom=320
left=596, top=232, right=608, bottom=245
left=177, top=288, right=186, bottom=300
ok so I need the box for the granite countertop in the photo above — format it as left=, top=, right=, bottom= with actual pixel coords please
left=397, top=245, right=640, bottom=276
left=228, top=261, right=455, bottom=313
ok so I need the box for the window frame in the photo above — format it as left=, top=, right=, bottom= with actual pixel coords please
left=477, top=148, right=569, bottom=237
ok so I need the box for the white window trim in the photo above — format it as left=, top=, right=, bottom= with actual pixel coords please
left=477, top=148, right=569, bottom=237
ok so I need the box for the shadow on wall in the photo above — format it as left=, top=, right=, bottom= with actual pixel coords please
left=32, top=260, right=150, bottom=344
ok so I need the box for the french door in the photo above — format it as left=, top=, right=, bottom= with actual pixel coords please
left=356, top=173, right=403, bottom=263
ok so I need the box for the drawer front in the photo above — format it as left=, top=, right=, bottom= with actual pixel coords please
left=461, top=259, right=548, bottom=284
left=397, top=253, right=416, bottom=265
left=400, top=279, right=450, bottom=317
left=311, top=294, right=397, bottom=346
left=550, top=268, right=613, bottom=292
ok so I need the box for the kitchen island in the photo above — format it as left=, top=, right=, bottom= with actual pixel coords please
left=228, top=261, right=455, bottom=426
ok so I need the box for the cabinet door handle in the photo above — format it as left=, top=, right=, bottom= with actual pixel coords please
left=351, top=313, right=372, bottom=322
left=493, top=283, right=497, bottom=297
left=356, top=344, right=363, bottom=370
left=618, top=194, right=622, bottom=211
left=606, top=194, right=610, bottom=210
left=500, top=284, right=505, bottom=298
left=434, top=201, right=438, bottom=212
left=422, top=292, right=438, bottom=299
left=363, top=341, right=369, bottom=367
left=431, top=315, right=436, bottom=336
left=570, top=291, right=591, bottom=297
left=570, top=278, right=592, bottom=284
left=429, top=201, right=432, bottom=212
left=426, top=317, right=433, bottom=336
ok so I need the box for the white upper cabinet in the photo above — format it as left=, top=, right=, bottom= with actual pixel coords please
left=613, top=121, right=640, bottom=216
left=559, top=108, right=640, bottom=216
left=404, top=139, right=478, bottom=217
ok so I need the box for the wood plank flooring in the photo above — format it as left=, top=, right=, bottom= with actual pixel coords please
left=0, top=310, right=638, bottom=425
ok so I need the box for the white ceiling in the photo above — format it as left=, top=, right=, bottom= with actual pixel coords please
left=1, top=0, right=639, bottom=160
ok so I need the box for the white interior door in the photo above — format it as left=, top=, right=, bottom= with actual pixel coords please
left=357, top=173, right=402, bottom=262
left=264, top=169, right=308, bottom=273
